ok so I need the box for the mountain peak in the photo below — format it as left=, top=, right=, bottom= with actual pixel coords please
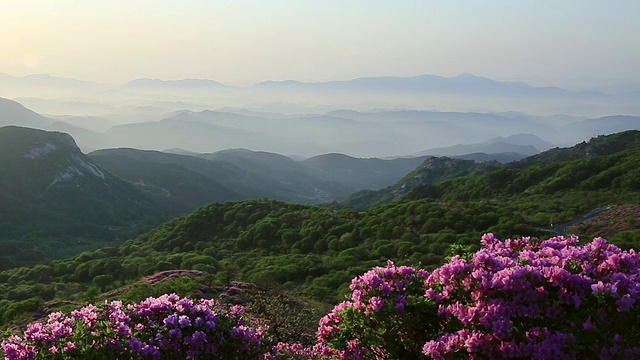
left=254, top=79, right=303, bottom=87
left=0, top=126, right=110, bottom=196
left=0, top=126, right=79, bottom=152
left=453, top=72, right=478, bottom=78
left=122, top=78, right=227, bottom=88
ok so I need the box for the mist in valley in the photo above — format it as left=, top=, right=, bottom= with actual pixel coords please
left=2, top=72, right=640, bottom=160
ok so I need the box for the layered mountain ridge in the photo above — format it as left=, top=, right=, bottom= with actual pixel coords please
left=3, top=95, right=640, bottom=159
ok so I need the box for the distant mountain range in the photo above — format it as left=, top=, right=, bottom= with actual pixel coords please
left=415, top=134, right=555, bottom=158
left=0, top=73, right=99, bottom=90
left=3, top=71, right=640, bottom=116
left=0, top=73, right=104, bottom=99
left=113, top=72, right=612, bottom=101
left=253, top=73, right=608, bottom=99
left=559, top=116, right=640, bottom=142
left=0, top=72, right=630, bottom=100
left=2, top=95, right=640, bottom=159
left=122, top=78, right=228, bottom=89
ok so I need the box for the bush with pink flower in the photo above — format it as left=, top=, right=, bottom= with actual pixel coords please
left=274, top=234, right=640, bottom=359
left=2, top=294, right=267, bottom=359
left=5, top=234, right=640, bottom=359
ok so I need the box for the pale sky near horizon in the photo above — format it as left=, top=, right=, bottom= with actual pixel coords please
left=1, top=0, right=638, bottom=88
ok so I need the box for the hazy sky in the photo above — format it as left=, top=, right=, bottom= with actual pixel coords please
left=1, top=0, right=639, bottom=88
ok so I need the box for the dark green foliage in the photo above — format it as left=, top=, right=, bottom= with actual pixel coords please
left=341, top=156, right=501, bottom=210
left=0, top=198, right=529, bottom=326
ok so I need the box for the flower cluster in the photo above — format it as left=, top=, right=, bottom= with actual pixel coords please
left=272, top=261, right=434, bottom=359
left=2, top=294, right=267, bottom=359
left=311, top=234, right=640, bottom=359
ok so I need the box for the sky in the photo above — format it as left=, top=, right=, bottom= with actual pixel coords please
left=1, top=0, right=639, bottom=88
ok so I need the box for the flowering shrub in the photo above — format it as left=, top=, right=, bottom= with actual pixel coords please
left=2, top=294, right=267, bottom=359
left=312, top=261, right=436, bottom=359
left=274, top=234, right=640, bottom=359
left=5, top=234, right=640, bottom=359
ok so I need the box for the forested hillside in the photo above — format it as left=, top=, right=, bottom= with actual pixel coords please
left=342, top=156, right=501, bottom=209
left=0, top=127, right=174, bottom=268
left=344, top=130, right=640, bottom=212
left=412, top=132, right=640, bottom=204
left=0, top=197, right=535, bottom=324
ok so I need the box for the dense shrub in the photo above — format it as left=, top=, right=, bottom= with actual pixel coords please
left=2, top=294, right=267, bottom=359
left=277, top=234, right=640, bottom=359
